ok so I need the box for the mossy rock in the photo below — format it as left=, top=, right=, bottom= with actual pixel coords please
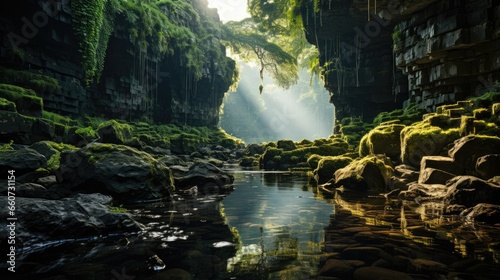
left=277, top=139, right=296, bottom=151
left=470, top=91, right=500, bottom=109
left=306, top=154, right=323, bottom=169
left=97, top=120, right=133, bottom=145
left=334, top=155, right=393, bottom=192
left=57, top=143, right=174, bottom=203
left=0, top=83, right=43, bottom=117
left=360, top=124, right=405, bottom=162
left=0, top=97, right=16, bottom=112
left=0, top=111, right=35, bottom=144
left=260, top=147, right=283, bottom=169
left=426, top=114, right=454, bottom=129
left=473, top=108, right=491, bottom=120
left=30, top=141, right=77, bottom=172
left=473, top=120, right=500, bottom=136
left=314, top=156, right=353, bottom=184
left=400, top=122, right=460, bottom=167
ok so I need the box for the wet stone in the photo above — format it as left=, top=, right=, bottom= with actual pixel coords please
left=353, top=266, right=413, bottom=280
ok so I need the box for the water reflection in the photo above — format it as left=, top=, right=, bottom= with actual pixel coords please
left=223, top=171, right=333, bottom=279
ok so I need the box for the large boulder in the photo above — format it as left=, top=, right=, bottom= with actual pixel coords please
left=0, top=193, right=143, bottom=246
left=0, top=147, right=47, bottom=175
left=97, top=120, right=133, bottom=145
left=314, top=155, right=353, bottom=184
left=400, top=122, right=460, bottom=167
left=334, top=155, right=393, bottom=191
left=56, top=143, right=173, bottom=203
left=420, top=156, right=463, bottom=175
left=277, top=139, right=296, bottom=151
left=448, top=135, right=500, bottom=174
left=444, top=176, right=500, bottom=207
left=476, top=154, right=500, bottom=180
left=418, top=168, right=456, bottom=185
left=359, top=124, right=405, bottom=161
left=173, top=161, right=234, bottom=194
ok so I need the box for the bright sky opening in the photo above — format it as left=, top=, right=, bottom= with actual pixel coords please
left=207, top=0, right=250, bottom=22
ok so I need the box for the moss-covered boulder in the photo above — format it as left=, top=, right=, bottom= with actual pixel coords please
left=97, top=120, right=133, bottom=145
left=400, top=122, right=460, bottom=167
left=359, top=124, right=405, bottom=161
left=333, top=155, right=393, bottom=191
left=30, top=141, right=78, bottom=172
left=56, top=143, right=173, bottom=203
left=277, top=139, right=296, bottom=151
left=448, top=135, right=500, bottom=174
left=260, top=147, right=283, bottom=169
left=314, top=156, right=353, bottom=184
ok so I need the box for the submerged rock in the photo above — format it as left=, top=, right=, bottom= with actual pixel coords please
left=0, top=193, right=143, bottom=246
left=444, top=176, right=500, bottom=207
left=56, top=143, right=174, bottom=203
left=460, top=203, right=500, bottom=224
left=173, top=161, right=233, bottom=193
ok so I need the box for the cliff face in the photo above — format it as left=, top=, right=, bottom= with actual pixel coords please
left=0, top=0, right=234, bottom=126
left=302, top=0, right=500, bottom=124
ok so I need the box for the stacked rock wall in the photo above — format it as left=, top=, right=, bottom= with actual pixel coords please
left=0, top=0, right=232, bottom=126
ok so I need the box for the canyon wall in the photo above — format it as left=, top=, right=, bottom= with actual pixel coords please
left=0, top=0, right=235, bottom=126
left=302, top=0, right=500, bottom=124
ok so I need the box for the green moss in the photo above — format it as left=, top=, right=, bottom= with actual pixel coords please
left=473, top=108, right=490, bottom=120
left=314, top=156, right=353, bottom=183
left=0, top=140, right=14, bottom=151
left=306, top=154, right=323, bottom=169
left=46, top=152, right=61, bottom=172
left=88, top=143, right=116, bottom=153
left=75, top=126, right=99, bottom=142
left=0, top=97, right=16, bottom=112
left=97, top=119, right=133, bottom=144
left=0, top=67, right=59, bottom=93
left=470, top=91, right=500, bottom=108
left=107, top=205, right=128, bottom=213
left=400, top=121, right=460, bottom=166
left=42, top=111, right=75, bottom=126
left=0, top=84, right=43, bottom=116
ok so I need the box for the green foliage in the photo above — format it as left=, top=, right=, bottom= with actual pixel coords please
left=0, top=67, right=59, bottom=93
left=71, top=0, right=111, bottom=84
left=470, top=91, right=500, bottom=108
left=223, top=20, right=299, bottom=90
left=0, top=140, right=14, bottom=151
left=75, top=126, right=99, bottom=142
left=42, top=111, right=75, bottom=126
left=108, top=205, right=128, bottom=213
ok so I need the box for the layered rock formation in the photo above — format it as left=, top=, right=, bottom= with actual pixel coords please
left=0, top=0, right=235, bottom=126
left=301, top=0, right=500, bottom=124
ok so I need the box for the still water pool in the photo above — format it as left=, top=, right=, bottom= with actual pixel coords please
left=8, top=168, right=500, bottom=280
